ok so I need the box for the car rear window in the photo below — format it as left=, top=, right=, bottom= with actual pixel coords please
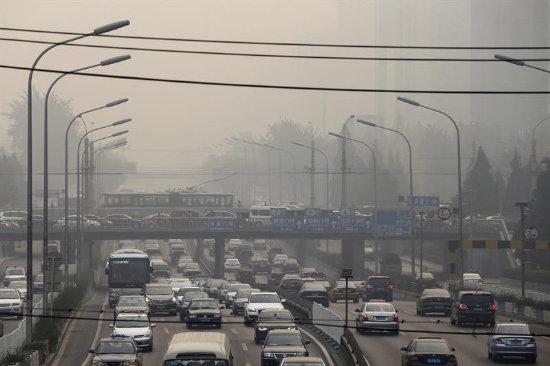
left=365, top=303, right=394, bottom=312
left=496, top=325, right=530, bottom=335
left=460, top=293, right=493, bottom=305
left=368, top=277, right=391, bottom=286
left=415, top=341, right=451, bottom=353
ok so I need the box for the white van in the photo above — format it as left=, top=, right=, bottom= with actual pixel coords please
left=163, top=332, right=233, bottom=366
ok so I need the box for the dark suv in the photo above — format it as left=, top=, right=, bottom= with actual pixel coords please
left=261, top=329, right=309, bottom=366
left=364, top=276, right=393, bottom=302
left=450, top=291, right=495, bottom=326
left=144, top=283, right=177, bottom=315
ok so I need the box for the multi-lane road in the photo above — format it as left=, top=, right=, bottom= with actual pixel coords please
left=51, top=239, right=331, bottom=366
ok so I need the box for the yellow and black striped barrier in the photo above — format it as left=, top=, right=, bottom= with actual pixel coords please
left=447, top=240, right=549, bottom=281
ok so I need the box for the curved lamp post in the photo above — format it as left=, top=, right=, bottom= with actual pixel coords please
left=531, top=116, right=550, bottom=191
left=63, top=98, right=127, bottom=285
left=357, top=119, right=417, bottom=277
left=43, top=56, right=129, bottom=300
left=397, top=96, right=464, bottom=287
left=340, top=115, right=357, bottom=208
left=25, top=20, right=129, bottom=335
left=329, top=131, right=379, bottom=274
left=75, top=120, right=131, bottom=278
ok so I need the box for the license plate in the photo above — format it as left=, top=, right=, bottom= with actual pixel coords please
left=427, top=359, right=441, bottom=364
left=156, top=305, right=165, bottom=309
left=473, top=308, right=483, bottom=311
left=201, top=319, right=211, bottom=322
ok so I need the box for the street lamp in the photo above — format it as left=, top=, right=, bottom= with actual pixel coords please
left=291, top=141, right=329, bottom=209
left=94, top=140, right=128, bottom=198
left=329, top=131, right=379, bottom=274
left=63, top=99, right=127, bottom=284
left=357, top=119, right=417, bottom=276
left=531, top=116, right=550, bottom=192
left=76, top=119, right=131, bottom=277
left=43, top=56, right=130, bottom=304
left=231, top=137, right=257, bottom=203
left=397, top=96, right=464, bottom=286
left=340, top=115, right=356, bottom=208
left=494, top=54, right=550, bottom=74
left=25, top=20, right=129, bottom=338
left=515, top=201, right=528, bottom=301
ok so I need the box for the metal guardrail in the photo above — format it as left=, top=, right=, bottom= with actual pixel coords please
left=312, top=302, right=344, bottom=345
left=342, top=328, right=369, bottom=366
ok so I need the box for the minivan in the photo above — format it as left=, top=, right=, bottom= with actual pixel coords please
left=450, top=291, right=495, bottom=326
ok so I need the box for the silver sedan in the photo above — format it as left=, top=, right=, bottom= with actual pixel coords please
left=355, top=302, right=399, bottom=335
left=487, top=323, right=537, bottom=363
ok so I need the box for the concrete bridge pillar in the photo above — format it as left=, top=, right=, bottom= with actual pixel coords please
left=341, top=239, right=365, bottom=278
left=214, top=238, right=225, bottom=278
left=295, top=239, right=308, bottom=266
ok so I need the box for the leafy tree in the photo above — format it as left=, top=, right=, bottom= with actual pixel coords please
left=462, top=146, right=499, bottom=215
left=0, top=152, right=25, bottom=207
left=502, top=150, right=530, bottom=215
left=526, top=157, right=550, bottom=268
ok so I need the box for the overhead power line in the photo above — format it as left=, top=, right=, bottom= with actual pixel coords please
left=2, top=36, right=550, bottom=63
left=1, top=64, right=549, bottom=94
left=1, top=26, right=550, bottom=50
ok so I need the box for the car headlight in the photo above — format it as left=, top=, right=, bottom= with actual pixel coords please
left=258, top=327, right=267, bottom=331
left=171, top=298, right=177, bottom=303
left=288, top=326, right=296, bottom=330
left=92, top=361, right=105, bottom=366
left=189, top=314, right=198, bottom=318
left=214, top=313, right=221, bottom=318
left=248, top=308, right=257, bottom=312
left=296, top=352, right=307, bottom=357
left=263, top=352, right=274, bottom=358
left=12, top=302, right=20, bottom=306
left=144, top=331, right=152, bottom=337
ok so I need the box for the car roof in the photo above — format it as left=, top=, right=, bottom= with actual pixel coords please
left=267, top=329, right=301, bottom=335
left=458, top=290, right=492, bottom=296
left=282, top=357, right=324, bottom=363
left=115, top=313, right=149, bottom=320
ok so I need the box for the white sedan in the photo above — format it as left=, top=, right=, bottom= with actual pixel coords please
left=224, top=258, right=241, bottom=272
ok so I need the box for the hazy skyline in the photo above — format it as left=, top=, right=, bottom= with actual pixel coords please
left=1, top=0, right=548, bottom=194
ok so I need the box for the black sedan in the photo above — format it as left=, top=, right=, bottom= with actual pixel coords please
left=416, top=288, right=452, bottom=316
left=401, top=337, right=457, bottom=366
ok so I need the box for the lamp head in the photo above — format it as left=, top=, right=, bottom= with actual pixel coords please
left=111, top=130, right=128, bottom=138
left=101, top=55, right=131, bottom=66
left=328, top=132, right=345, bottom=139
left=112, top=118, right=132, bottom=126
left=495, top=54, right=525, bottom=66
left=356, top=119, right=377, bottom=127
left=397, top=96, right=420, bottom=107
left=93, top=20, right=130, bottom=35
left=106, top=98, right=128, bottom=108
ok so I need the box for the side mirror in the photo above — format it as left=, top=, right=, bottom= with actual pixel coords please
left=108, top=324, right=113, bottom=328
left=280, top=298, right=286, bottom=303
left=451, top=348, right=456, bottom=351
left=304, top=340, right=311, bottom=345
left=88, top=349, right=95, bottom=354
left=400, top=347, right=407, bottom=352
left=151, top=324, right=156, bottom=328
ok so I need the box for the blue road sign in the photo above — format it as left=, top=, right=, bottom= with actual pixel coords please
left=305, top=215, right=339, bottom=233
left=376, top=210, right=412, bottom=237
left=339, top=215, right=373, bottom=233
left=271, top=216, right=304, bottom=233
left=407, top=196, right=440, bottom=207
left=208, top=218, right=235, bottom=232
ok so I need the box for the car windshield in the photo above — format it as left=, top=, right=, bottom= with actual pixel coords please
left=461, top=294, right=493, bottom=305
left=146, top=287, right=173, bottom=295
left=250, top=294, right=279, bottom=303
left=118, top=297, right=146, bottom=306
left=260, top=311, right=293, bottom=321
left=496, top=325, right=530, bottom=335
left=0, top=290, right=19, bottom=299
left=365, top=304, right=394, bottom=312
left=266, top=333, right=302, bottom=346
left=115, top=318, right=149, bottom=328
left=184, top=292, right=207, bottom=301
left=190, top=300, right=218, bottom=310
left=6, top=268, right=25, bottom=276
left=415, top=341, right=451, bottom=353
left=96, top=341, right=135, bottom=354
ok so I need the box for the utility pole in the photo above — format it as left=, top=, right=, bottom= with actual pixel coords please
left=419, top=211, right=425, bottom=279
left=310, top=138, right=316, bottom=207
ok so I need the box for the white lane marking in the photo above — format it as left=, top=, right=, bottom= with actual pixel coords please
left=80, top=295, right=108, bottom=366
left=164, top=327, right=170, bottom=334
left=230, top=328, right=238, bottom=334
left=241, top=342, right=248, bottom=351
left=160, top=317, right=166, bottom=322
left=400, top=331, right=407, bottom=335
left=298, top=326, right=334, bottom=366
left=543, top=336, right=550, bottom=341
left=246, top=363, right=251, bottom=366
left=403, top=310, right=415, bottom=315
